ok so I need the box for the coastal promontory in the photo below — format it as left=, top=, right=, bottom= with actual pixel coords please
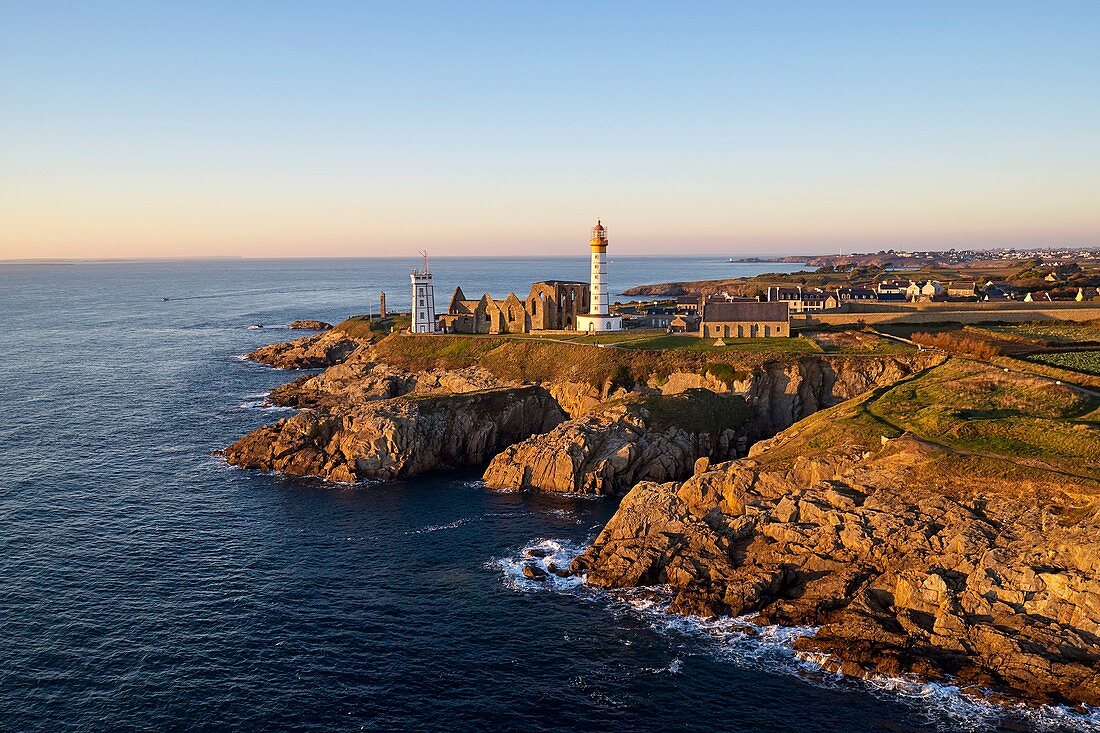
left=225, top=318, right=1100, bottom=707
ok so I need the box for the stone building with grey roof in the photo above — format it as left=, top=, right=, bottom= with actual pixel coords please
left=699, top=301, right=790, bottom=339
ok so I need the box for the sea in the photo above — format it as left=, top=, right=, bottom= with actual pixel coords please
left=0, top=256, right=1094, bottom=733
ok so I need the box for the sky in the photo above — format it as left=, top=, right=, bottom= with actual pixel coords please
left=1, top=1, right=1098, bottom=259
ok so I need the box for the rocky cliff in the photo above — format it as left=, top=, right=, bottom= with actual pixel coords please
left=570, top=362, right=1100, bottom=706
left=223, top=386, right=565, bottom=482
left=483, top=391, right=749, bottom=496
left=483, top=355, right=941, bottom=496
left=230, top=332, right=941, bottom=490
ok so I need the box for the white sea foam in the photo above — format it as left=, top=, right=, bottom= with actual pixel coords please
left=494, top=538, right=588, bottom=592
left=236, top=390, right=297, bottom=413
left=495, top=537, right=1100, bottom=733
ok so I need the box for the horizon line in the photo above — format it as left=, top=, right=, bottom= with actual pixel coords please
left=3, top=244, right=1098, bottom=265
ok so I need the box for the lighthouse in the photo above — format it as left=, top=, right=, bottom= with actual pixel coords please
left=576, top=220, right=623, bottom=333
left=410, top=250, right=438, bottom=333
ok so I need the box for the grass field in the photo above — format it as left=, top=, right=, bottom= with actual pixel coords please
left=369, top=332, right=927, bottom=394
left=620, top=334, right=821, bottom=353
left=875, top=321, right=1100, bottom=361
left=979, top=321, right=1100, bottom=344
left=867, top=360, right=1100, bottom=477
left=810, top=330, right=915, bottom=355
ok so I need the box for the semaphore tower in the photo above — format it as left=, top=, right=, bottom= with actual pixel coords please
left=410, top=250, right=438, bottom=333
left=576, top=220, right=623, bottom=333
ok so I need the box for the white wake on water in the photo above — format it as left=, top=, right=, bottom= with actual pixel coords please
left=494, top=538, right=1100, bottom=733
left=406, top=518, right=473, bottom=535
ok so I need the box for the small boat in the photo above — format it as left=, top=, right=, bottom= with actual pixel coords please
left=247, top=323, right=263, bottom=329
left=162, top=296, right=170, bottom=301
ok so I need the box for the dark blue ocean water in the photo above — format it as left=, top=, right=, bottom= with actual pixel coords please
left=0, top=257, right=1089, bottom=733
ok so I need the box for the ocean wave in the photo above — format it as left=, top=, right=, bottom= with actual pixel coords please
left=494, top=538, right=1100, bottom=733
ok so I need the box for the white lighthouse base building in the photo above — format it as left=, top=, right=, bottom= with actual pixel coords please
left=576, top=313, right=622, bottom=333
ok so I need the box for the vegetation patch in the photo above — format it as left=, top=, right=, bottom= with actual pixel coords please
left=622, top=335, right=820, bottom=353
left=1026, top=351, right=1100, bottom=377
left=333, top=314, right=410, bottom=339
left=702, top=362, right=748, bottom=389
left=637, top=389, right=752, bottom=434
left=811, top=330, right=915, bottom=354
left=910, top=331, right=1003, bottom=360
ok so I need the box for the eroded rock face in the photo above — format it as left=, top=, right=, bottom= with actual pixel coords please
left=570, top=433, right=1100, bottom=706
left=483, top=394, right=745, bottom=496
left=223, top=386, right=566, bottom=482
left=247, top=330, right=364, bottom=369
left=742, top=355, right=937, bottom=439
left=481, top=356, right=938, bottom=497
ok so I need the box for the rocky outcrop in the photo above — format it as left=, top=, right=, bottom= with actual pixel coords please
left=484, top=391, right=748, bottom=496
left=247, top=330, right=365, bottom=369
left=570, top=412, right=1100, bottom=706
left=268, top=358, right=505, bottom=409
left=741, top=354, right=940, bottom=439
left=223, top=386, right=566, bottom=482
left=289, top=319, right=333, bottom=330
left=482, top=356, right=940, bottom=497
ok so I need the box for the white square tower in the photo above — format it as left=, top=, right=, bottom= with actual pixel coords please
left=410, top=250, right=438, bottom=333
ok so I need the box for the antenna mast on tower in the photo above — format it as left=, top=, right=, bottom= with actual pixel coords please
left=419, top=249, right=430, bottom=275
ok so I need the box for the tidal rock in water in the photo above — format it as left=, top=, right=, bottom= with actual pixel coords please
left=522, top=564, right=549, bottom=582
left=289, top=320, right=333, bottom=330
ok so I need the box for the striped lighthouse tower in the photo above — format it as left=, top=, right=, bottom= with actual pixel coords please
left=576, top=220, right=623, bottom=333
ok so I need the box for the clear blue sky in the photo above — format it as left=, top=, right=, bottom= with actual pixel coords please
left=1, top=1, right=1098, bottom=258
